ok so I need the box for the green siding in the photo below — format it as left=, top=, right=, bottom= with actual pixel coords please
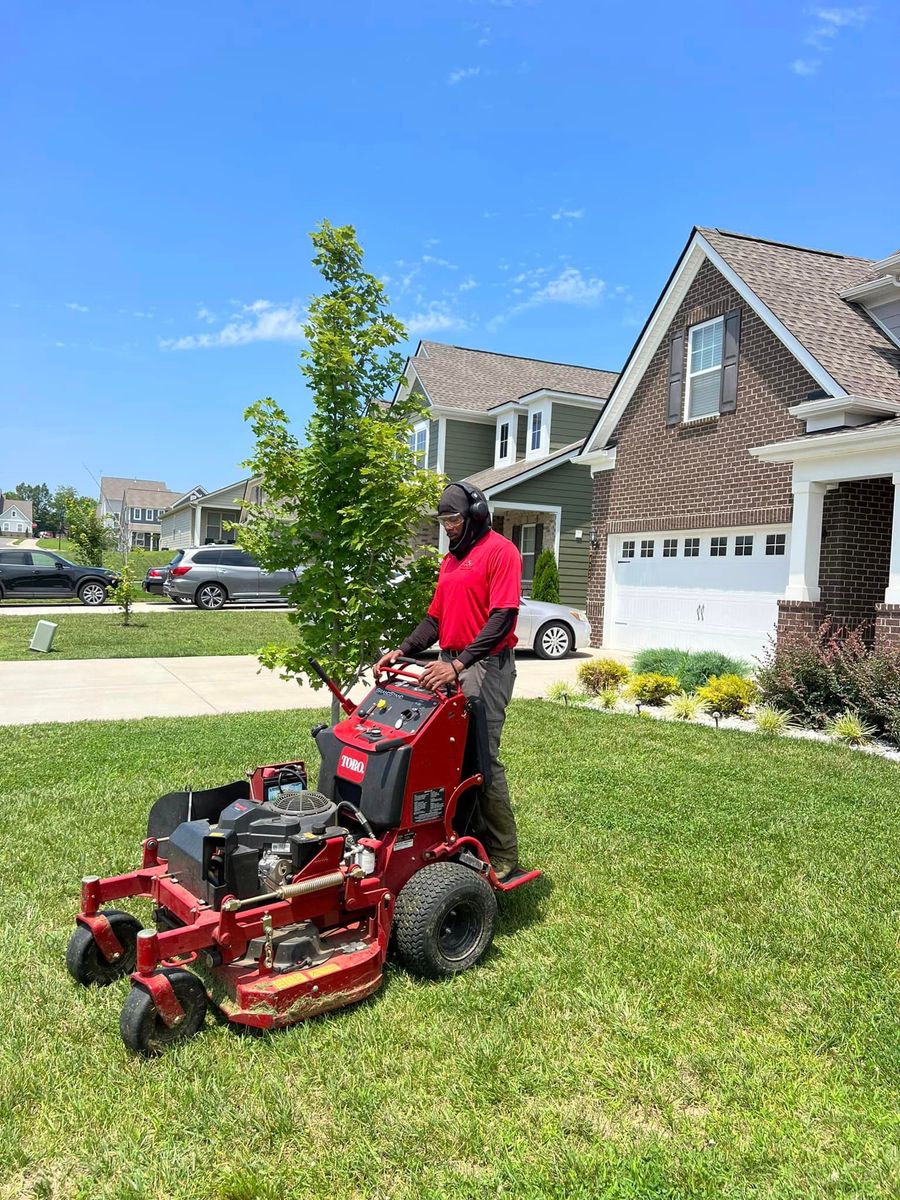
left=427, top=420, right=439, bottom=471
left=549, top=404, right=601, bottom=452
left=444, top=419, right=495, bottom=480
left=495, top=461, right=591, bottom=607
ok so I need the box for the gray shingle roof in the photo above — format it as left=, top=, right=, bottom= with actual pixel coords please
left=100, top=477, right=170, bottom=502
left=410, top=342, right=618, bottom=412
left=121, top=487, right=183, bottom=508
left=700, top=229, right=900, bottom=403
left=465, top=442, right=581, bottom=492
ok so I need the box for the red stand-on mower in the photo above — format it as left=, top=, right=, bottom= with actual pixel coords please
left=66, top=658, right=540, bottom=1053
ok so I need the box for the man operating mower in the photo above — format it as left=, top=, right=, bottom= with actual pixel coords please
left=376, top=481, right=522, bottom=881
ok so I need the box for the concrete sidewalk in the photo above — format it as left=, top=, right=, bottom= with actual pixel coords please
left=0, top=652, right=592, bottom=726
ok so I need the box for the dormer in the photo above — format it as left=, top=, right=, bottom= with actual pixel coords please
left=490, top=402, right=526, bottom=468
left=841, top=250, right=900, bottom=348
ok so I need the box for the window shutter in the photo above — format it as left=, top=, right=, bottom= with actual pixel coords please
left=667, top=329, right=685, bottom=426
left=534, top=523, right=544, bottom=559
left=511, top=524, right=522, bottom=550
left=719, top=308, right=741, bottom=414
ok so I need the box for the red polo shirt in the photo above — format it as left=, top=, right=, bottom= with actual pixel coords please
left=428, top=530, right=522, bottom=654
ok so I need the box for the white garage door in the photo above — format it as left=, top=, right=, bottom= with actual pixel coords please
left=608, top=528, right=790, bottom=660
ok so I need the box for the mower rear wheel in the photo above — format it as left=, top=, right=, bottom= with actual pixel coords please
left=65, top=910, right=143, bottom=987
left=394, top=862, right=497, bottom=979
left=120, top=969, right=207, bottom=1055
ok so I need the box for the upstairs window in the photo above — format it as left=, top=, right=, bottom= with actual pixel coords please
left=685, top=316, right=724, bottom=421
left=408, top=423, right=427, bottom=468
left=499, top=421, right=510, bottom=460
left=530, top=411, right=542, bottom=451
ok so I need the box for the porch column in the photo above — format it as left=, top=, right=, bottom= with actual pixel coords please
left=192, top=503, right=201, bottom=545
left=883, top=472, right=900, bottom=604
left=784, top=481, right=827, bottom=602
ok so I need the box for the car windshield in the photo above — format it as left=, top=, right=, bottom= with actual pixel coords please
left=52, top=556, right=75, bottom=567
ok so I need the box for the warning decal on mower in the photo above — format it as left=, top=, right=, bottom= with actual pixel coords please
left=412, top=787, right=445, bottom=824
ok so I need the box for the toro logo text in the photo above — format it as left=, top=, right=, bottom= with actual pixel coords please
left=337, top=751, right=367, bottom=782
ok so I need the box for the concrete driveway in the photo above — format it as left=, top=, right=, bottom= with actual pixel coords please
left=0, top=649, right=596, bottom=727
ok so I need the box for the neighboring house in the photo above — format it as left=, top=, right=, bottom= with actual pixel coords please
left=396, top=341, right=619, bottom=605
left=159, top=478, right=263, bottom=550
left=0, top=497, right=33, bottom=535
left=98, top=477, right=183, bottom=550
left=575, top=227, right=900, bottom=659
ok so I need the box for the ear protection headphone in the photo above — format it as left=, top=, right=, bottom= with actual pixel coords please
left=455, top=481, right=490, bottom=521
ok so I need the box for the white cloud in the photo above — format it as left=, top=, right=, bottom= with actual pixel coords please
left=488, top=266, right=607, bottom=330
left=196, top=305, right=216, bottom=324
left=552, top=207, right=586, bottom=221
left=448, top=66, right=480, bottom=85
left=458, top=277, right=478, bottom=293
left=160, top=301, right=306, bottom=350
left=403, top=304, right=467, bottom=336
left=792, top=5, right=871, bottom=74
left=422, top=254, right=458, bottom=270
left=65, top=302, right=88, bottom=313
left=132, top=310, right=153, bottom=319
left=54, top=341, right=66, bottom=348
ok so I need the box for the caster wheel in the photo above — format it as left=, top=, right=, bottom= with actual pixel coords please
left=65, top=910, right=143, bottom=987
left=120, top=969, right=208, bottom=1055
left=394, top=862, right=497, bottom=979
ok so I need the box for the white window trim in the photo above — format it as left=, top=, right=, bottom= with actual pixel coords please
left=494, top=413, right=518, bottom=468
left=525, top=399, right=552, bottom=462
left=409, top=419, right=429, bottom=469
left=684, top=315, right=724, bottom=424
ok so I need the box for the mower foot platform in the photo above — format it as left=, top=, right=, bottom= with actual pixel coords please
left=494, top=866, right=542, bottom=892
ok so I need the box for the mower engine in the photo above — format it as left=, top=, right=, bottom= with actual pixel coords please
left=66, top=658, right=540, bottom=1054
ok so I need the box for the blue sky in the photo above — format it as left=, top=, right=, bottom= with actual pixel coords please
left=2, top=0, right=897, bottom=497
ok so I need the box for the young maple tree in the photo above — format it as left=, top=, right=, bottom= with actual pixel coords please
left=241, top=221, right=443, bottom=719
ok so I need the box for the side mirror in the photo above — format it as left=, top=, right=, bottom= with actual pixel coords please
left=56, top=562, right=65, bottom=569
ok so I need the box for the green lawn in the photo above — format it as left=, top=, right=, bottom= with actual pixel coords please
left=0, top=705, right=897, bottom=1199
left=0, top=609, right=294, bottom=661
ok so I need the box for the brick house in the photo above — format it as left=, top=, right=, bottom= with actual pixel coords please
left=397, top=341, right=618, bottom=605
left=575, top=228, right=900, bottom=659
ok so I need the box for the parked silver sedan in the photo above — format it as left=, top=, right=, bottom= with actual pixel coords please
left=515, top=597, right=592, bottom=659
left=164, top=545, right=299, bottom=609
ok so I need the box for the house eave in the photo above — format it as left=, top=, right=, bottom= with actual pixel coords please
left=750, top=422, right=900, bottom=465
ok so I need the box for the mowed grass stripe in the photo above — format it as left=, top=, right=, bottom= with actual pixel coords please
left=0, top=704, right=897, bottom=1199
left=0, top=609, right=294, bottom=661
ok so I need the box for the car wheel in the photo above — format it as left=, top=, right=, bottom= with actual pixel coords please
left=195, top=582, right=226, bottom=610
left=79, top=581, right=108, bottom=606
left=534, top=620, right=574, bottom=660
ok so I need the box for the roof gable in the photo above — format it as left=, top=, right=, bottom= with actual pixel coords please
left=1, top=499, right=33, bottom=521
left=580, top=227, right=900, bottom=458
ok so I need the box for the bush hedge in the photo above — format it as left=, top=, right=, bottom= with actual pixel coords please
left=530, top=548, right=560, bottom=604
left=625, top=673, right=680, bottom=706
left=632, top=647, right=751, bottom=691
left=756, top=620, right=900, bottom=744
left=576, top=657, right=630, bottom=695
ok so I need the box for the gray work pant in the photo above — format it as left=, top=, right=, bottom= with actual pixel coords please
left=446, top=650, right=518, bottom=865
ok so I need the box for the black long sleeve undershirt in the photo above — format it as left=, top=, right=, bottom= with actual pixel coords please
left=400, top=607, right=518, bottom=669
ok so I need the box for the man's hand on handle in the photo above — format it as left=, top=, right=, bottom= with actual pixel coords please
left=374, top=649, right=402, bottom=674
left=420, top=659, right=462, bottom=692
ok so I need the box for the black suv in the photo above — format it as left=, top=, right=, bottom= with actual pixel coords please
left=0, top=549, right=120, bottom=605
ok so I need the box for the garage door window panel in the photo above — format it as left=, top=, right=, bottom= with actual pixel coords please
left=663, top=538, right=678, bottom=557
left=766, top=533, right=786, bottom=556
left=735, top=535, right=753, bottom=556
left=684, top=537, right=700, bottom=557
left=620, top=540, right=635, bottom=561
left=711, top=536, right=727, bottom=557
left=640, top=540, right=654, bottom=558
left=685, top=317, right=724, bottom=421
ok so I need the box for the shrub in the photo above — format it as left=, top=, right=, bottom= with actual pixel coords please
left=756, top=620, right=900, bottom=743
left=665, top=693, right=706, bottom=721
left=696, top=673, right=759, bottom=716
left=545, top=680, right=588, bottom=704
left=625, top=673, right=679, bottom=706
left=576, top=657, right=629, bottom=695
left=753, top=705, right=794, bottom=735
left=597, top=687, right=620, bottom=710
left=531, top=548, right=560, bottom=604
left=632, top=647, right=751, bottom=691
left=825, top=710, right=876, bottom=746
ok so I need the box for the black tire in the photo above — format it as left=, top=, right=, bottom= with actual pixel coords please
left=194, top=582, right=226, bottom=610
left=65, top=910, right=143, bottom=987
left=78, top=580, right=108, bottom=606
left=120, top=969, right=207, bottom=1055
left=173, top=595, right=191, bottom=605
left=534, top=620, right=574, bottom=660
left=394, top=862, right=497, bottom=979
